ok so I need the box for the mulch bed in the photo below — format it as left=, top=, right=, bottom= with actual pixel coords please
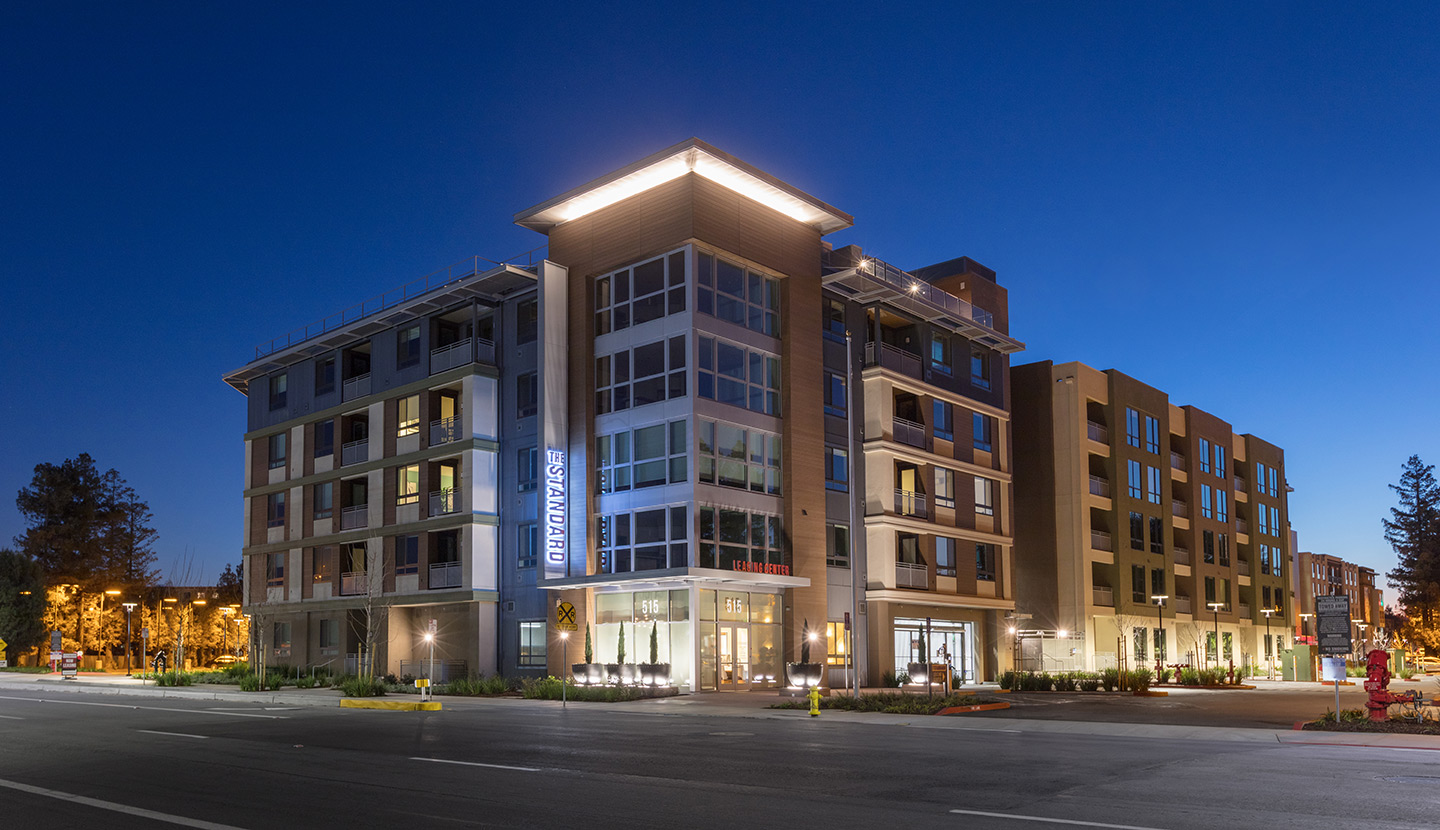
left=1303, top=720, right=1440, bottom=735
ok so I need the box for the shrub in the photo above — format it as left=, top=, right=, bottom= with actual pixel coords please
left=1079, top=677, right=1101, bottom=692
left=239, top=674, right=261, bottom=692
left=1399, top=667, right=1417, bottom=680
left=1128, top=667, right=1153, bottom=692
left=1178, top=667, right=1200, bottom=686
left=340, top=676, right=387, bottom=697
left=998, top=671, right=1016, bottom=690
left=293, top=675, right=318, bottom=689
left=155, top=671, right=194, bottom=687
left=1054, top=673, right=1078, bottom=692
left=1099, top=668, right=1119, bottom=692
left=440, top=674, right=513, bottom=696
left=521, top=676, right=648, bottom=702
left=1157, top=667, right=1173, bottom=684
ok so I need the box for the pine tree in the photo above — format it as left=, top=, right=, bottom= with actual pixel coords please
left=1384, top=455, right=1440, bottom=628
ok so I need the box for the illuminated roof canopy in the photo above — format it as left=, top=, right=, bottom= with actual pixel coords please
left=515, top=138, right=853, bottom=235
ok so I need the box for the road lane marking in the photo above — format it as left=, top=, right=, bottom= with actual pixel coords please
left=949, top=809, right=1169, bottom=829
left=138, top=730, right=208, bottom=739
left=410, top=756, right=540, bottom=772
left=0, top=777, right=246, bottom=829
left=0, top=714, right=24, bottom=720
left=0, top=696, right=287, bottom=719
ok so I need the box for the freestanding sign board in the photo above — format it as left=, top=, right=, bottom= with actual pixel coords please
left=1316, top=595, right=1352, bottom=656
left=60, top=652, right=78, bottom=679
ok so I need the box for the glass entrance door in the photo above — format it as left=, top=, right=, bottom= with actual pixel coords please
left=718, top=624, right=750, bottom=689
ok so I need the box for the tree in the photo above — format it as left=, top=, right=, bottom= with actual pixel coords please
left=0, top=549, right=47, bottom=660
left=216, top=559, right=243, bottom=605
left=1384, top=456, right=1440, bottom=629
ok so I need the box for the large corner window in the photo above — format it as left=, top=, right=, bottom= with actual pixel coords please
left=597, top=419, right=688, bottom=493
left=599, top=505, right=689, bottom=573
left=596, top=335, right=686, bottom=415
left=697, top=252, right=778, bottom=336
left=698, top=506, right=781, bottom=570
left=697, top=419, right=780, bottom=495
left=698, top=336, right=780, bottom=416
left=595, top=250, right=687, bottom=335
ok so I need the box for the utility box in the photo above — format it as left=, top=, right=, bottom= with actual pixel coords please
left=1390, top=649, right=1407, bottom=675
left=1284, top=644, right=1315, bottom=682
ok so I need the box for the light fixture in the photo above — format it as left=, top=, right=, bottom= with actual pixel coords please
left=1058, top=629, right=1068, bottom=638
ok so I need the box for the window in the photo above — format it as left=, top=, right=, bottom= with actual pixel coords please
left=1132, top=565, right=1146, bottom=603
left=1201, top=484, right=1213, bottom=519
left=597, top=250, right=687, bottom=335
left=1154, top=627, right=1167, bottom=661
left=1260, top=544, right=1270, bottom=575
left=1147, top=466, right=1161, bottom=504
left=266, top=552, right=285, bottom=586
left=1126, top=408, right=1141, bottom=448
left=935, top=468, right=955, bottom=508
left=320, top=618, right=338, bottom=650
left=516, top=372, right=538, bottom=418
left=1268, top=466, right=1278, bottom=497
left=930, top=333, right=951, bottom=374
left=1149, top=516, right=1164, bottom=554
left=1134, top=626, right=1148, bottom=661
left=1216, top=490, right=1228, bottom=523
left=273, top=621, right=292, bottom=654
left=601, top=419, right=689, bottom=493
left=974, top=477, right=996, bottom=516
left=697, top=336, right=779, bottom=415
left=1130, top=512, right=1144, bottom=550
left=312, top=546, right=332, bottom=582
left=314, top=482, right=333, bottom=519
left=1199, top=438, right=1211, bottom=473
left=824, top=446, right=848, bottom=492
left=395, top=535, right=418, bottom=575
left=826, top=621, right=848, bottom=665
left=1128, top=459, right=1142, bottom=499
left=266, top=492, right=286, bottom=528
left=1218, top=533, right=1230, bottom=567
left=517, top=447, right=538, bottom=492
left=973, top=412, right=992, bottom=452
left=697, top=252, right=777, bottom=336
left=396, top=464, right=419, bottom=505
left=314, top=419, right=334, bottom=458
left=970, top=349, right=991, bottom=390
left=1270, top=506, right=1279, bottom=536
left=976, top=543, right=996, bottom=581
left=268, top=433, right=287, bottom=469
left=397, top=395, right=420, bottom=437
left=933, top=400, right=954, bottom=441
left=1214, top=445, right=1226, bottom=479
left=1145, top=415, right=1159, bottom=454
left=936, top=537, right=957, bottom=577
left=269, top=373, right=287, bottom=411
left=604, top=505, right=690, bottom=572
left=1221, top=578, right=1231, bottom=609
left=518, top=621, right=546, bottom=667
left=397, top=325, right=420, bottom=368
left=516, top=299, right=537, bottom=344
left=1151, top=567, right=1165, bottom=597
left=1256, top=462, right=1267, bottom=494
left=518, top=523, right=537, bottom=569
left=1204, top=575, right=1216, bottom=605
left=315, top=358, right=336, bottom=396
left=826, top=524, right=850, bottom=568
left=1257, top=504, right=1269, bottom=536
left=698, top=506, right=781, bottom=571
left=596, top=336, right=687, bottom=415
left=1203, top=529, right=1215, bottom=564
left=823, top=373, right=846, bottom=417
left=1222, top=631, right=1233, bottom=661
left=823, top=298, right=846, bottom=341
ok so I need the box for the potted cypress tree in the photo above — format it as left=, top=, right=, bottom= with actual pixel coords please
left=605, top=624, right=623, bottom=685
left=619, top=622, right=640, bottom=685
left=573, top=622, right=603, bottom=686
left=786, top=619, right=823, bottom=688
left=907, top=630, right=930, bottom=684
left=639, top=621, right=670, bottom=686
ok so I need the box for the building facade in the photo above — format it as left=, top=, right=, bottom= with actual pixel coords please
left=1011, top=361, right=1292, bottom=672
left=1294, top=551, right=1383, bottom=652
left=229, top=139, right=1024, bottom=688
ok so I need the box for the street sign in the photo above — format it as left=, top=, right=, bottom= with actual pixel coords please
left=50, top=630, right=61, bottom=652
left=0, top=637, right=8, bottom=651
left=843, top=612, right=851, bottom=631
left=427, top=618, right=438, bottom=635
left=60, top=652, right=78, bottom=679
left=141, top=627, right=150, bottom=639
left=555, top=601, right=578, bottom=632
left=1316, top=595, right=1352, bottom=657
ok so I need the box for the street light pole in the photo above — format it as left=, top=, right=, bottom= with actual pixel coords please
left=1207, top=602, right=1224, bottom=668
left=121, top=602, right=136, bottom=676
left=1261, top=607, right=1275, bottom=679
left=559, top=631, right=569, bottom=709
left=1152, top=595, right=1168, bottom=673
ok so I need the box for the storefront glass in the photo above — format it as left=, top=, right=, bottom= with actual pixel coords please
left=893, top=617, right=978, bottom=684
left=697, top=588, right=783, bottom=690
left=593, top=589, right=691, bottom=689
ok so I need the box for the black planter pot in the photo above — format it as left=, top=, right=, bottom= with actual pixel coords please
left=786, top=662, right=823, bottom=688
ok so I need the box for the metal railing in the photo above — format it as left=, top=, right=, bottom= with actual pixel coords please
left=1238, top=559, right=1251, bottom=576
left=342, top=373, right=371, bottom=401
left=1087, top=421, right=1108, bottom=443
left=896, top=562, right=928, bottom=589
left=894, top=489, right=928, bottom=519
left=1176, top=596, right=1192, bottom=614
left=1238, top=603, right=1251, bottom=618
left=340, top=571, right=367, bottom=596
left=429, top=489, right=458, bottom=516
left=254, top=248, right=546, bottom=359
left=341, top=438, right=368, bottom=466
left=1171, top=452, right=1186, bottom=471
left=1172, top=500, right=1189, bottom=519
left=430, top=416, right=460, bottom=446
left=1091, top=530, right=1113, bottom=552
left=1088, top=475, right=1111, bottom=498
left=1093, top=586, right=1114, bottom=607
left=1237, top=518, right=1249, bottom=534
left=340, top=505, right=368, bottom=530
left=853, top=257, right=996, bottom=329
left=892, top=417, right=927, bottom=449
left=429, top=561, right=461, bottom=589
left=865, top=341, right=923, bottom=377
left=1235, top=476, right=1248, bottom=492
left=430, top=338, right=473, bottom=374
left=1174, top=547, right=1191, bottom=565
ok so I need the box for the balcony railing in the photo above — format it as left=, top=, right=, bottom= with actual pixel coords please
left=430, top=338, right=474, bottom=374
left=1235, top=476, right=1248, bottom=493
left=340, top=571, right=367, bottom=596
left=1088, top=476, right=1111, bottom=498
left=1174, top=547, right=1191, bottom=566
left=340, top=504, right=368, bottom=530
left=892, top=417, right=927, bottom=449
left=1237, top=518, right=1249, bottom=534
left=429, top=561, right=461, bottom=589
left=1086, top=421, right=1108, bottom=443
left=896, top=561, right=928, bottom=589
left=894, top=489, right=928, bottom=519
left=1093, top=586, right=1115, bottom=607
left=865, top=341, right=923, bottom=378
left=1176, top=596, right=1192, bottom=614
left=1091, top=529, right=1113, bottom=552
left=1171, top=452, right=1186, bottom=471
left=429, top=488, right=459, bottom=516
left=1238, top=559, right=1251, bottom=576
left=1172, top=500, right=1189, bottom=519
left=342, top=438, right=369, bottom=466
left=1238, top=603, right=1252, bottom=618
left=430, top=416, right=460, bottom=446
left=342, top=373, right=371, bottom=401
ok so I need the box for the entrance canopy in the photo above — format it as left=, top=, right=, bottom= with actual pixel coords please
left=539, top=566, right=809, bottom=594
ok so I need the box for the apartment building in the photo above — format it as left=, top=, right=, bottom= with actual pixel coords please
left=227, top=138, right=1024, bottom=689
left=1295, top=552, right=1383, bottom=648
left=1012, top=362, right=1291, bottom=672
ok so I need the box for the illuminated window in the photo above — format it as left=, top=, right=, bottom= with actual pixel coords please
left=518, top=621, right=546, bottom=667
left=975, top=477, right=996, bottom=516
left=397, top=395, right=420, bottom=437
left=396, top=465, right=420, bottom=506
left=266, top=552, right=285, bottom=586
left=698, top=335, right=779, bottom=415
left=597, top=335, right=687, bottom=414
left=935, top=468, right=955, bottom=508
left=826, top=621, right=849, bottom=665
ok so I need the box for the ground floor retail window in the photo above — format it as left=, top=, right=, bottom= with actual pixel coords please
left=594, top=589, right=692, bottom=689
left=697, top=589, right=782, bottom=690
left=893, top=618, right=977, bottom=684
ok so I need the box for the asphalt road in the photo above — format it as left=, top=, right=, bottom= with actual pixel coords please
left=1, top=690, right=1439, bottom=830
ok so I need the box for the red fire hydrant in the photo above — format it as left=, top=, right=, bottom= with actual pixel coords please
left=1363, top=648, right=1415, bottom=721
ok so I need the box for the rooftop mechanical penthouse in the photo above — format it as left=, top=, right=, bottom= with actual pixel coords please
left=226, top=139, right=1025, bottom=689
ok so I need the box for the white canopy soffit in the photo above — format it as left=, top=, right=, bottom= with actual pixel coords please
left=515, top=138, right=854, bottom=235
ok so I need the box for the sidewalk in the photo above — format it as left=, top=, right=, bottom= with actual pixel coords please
left=0, top=670, right=343, bottom=708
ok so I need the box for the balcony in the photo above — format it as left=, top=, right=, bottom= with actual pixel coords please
left=1093, top=586, right=1115, bottom=607
left=340, top=504, right=368, bottom=530
left=1237, top=518, right=1250, bottom=534
left=1176, top=596, right=1192, bottom=614
left=865, top=341, right=923, bottom=378
left=1172, top=500, right=1189, bottom=519
left=1174, top=547, right=1191, bottom=566
left=430, top=416, right=461, bottom=446
left=342, top=373, right=372, bottom=401
left=430, top=339, right=474, bottom=374
left=1171, top=452, right=1186, bottom=471
left=1091, top=529, right=1113, bottom=552
left=1238, top=603, right=1252, bottom=618
left=429, top=561, right=461, bottom=590
left=340, top=571, right=367, bottom=596
left=894, top=489, right=928, bottom=519
left=1238, top=559, right=1251, bottom=576
left=1088, top=475, right=1111, bottom=498
left=892, top=417, right=927, bottom=449
left=429, top=488, right=459, bottom=516
left=1086, top=421, right=1108, bottom=443
left=342, top=438, right=368, bottom=466
left=1235, top=476, right=1248, bottom=493
left=896, top=561, right=928, bottom=589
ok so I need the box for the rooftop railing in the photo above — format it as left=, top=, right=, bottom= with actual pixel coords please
left=852, top=257, right=995, bottom=329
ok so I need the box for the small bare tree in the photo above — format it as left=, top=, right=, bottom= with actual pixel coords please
left=348, top=537, right=391, bottom=680
left=1175, top=622, right=1203, bottom=668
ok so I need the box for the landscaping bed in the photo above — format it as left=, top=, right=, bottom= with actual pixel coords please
left=769, top=692, right=992, bottom=715
left=1303, top=710, right=1440, bottom=735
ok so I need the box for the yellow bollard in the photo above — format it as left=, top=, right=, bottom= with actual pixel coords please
left=808, top=687, right=820, bottom=717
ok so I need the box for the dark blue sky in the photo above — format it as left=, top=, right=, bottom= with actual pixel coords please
left=3, top=3, right=1436, bottom=593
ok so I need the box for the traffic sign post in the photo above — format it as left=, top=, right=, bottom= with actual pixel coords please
left=0, top=636, right=8, bottom=668
left=555, top=601, right=578, bottom=709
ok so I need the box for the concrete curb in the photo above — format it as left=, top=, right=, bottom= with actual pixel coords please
left=0, top=677, right=342, bottom=708
left=340, top=699, right=441, bottom=712
left=937, top=702, right=1010, bottom=715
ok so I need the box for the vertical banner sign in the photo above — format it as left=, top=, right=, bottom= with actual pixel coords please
left=544, top=448, right=567, bottom=569
left=537, top=260, right=570, bottom=579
